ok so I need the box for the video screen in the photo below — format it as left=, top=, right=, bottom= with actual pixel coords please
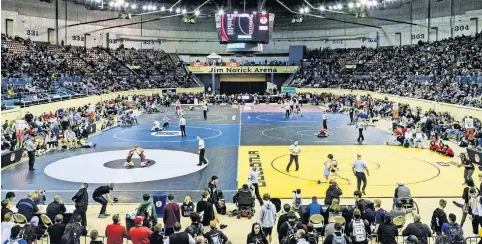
left=215, top=12, right=270, bottom=43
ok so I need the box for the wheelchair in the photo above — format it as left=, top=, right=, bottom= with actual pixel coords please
left=393, top=198, right=419, bottom=215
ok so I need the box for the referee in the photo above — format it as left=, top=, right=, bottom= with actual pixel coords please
left=286, top=140, right=301, bottom=172
left=26, top=136, right=36, bottom=171
left=352, top=154, right=369, bottom=195
left=197, top=135, right=208, bottom=166
left=203, top=104, right=208, bottom=120
left=248, top=166, right=264, bottom=206
left=323, top=111, right=328, bottom=130
left=179, top=116, right=187, bottom=137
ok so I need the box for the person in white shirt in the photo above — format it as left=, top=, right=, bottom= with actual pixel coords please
left=289, top=100, right=294, bottom=113
left=404, top=130, right=414, bottom=147
left=352, top=154, right=369, bottom=195
left=356, top=120, right=366, bottom=142
left=248, top=166, right=263, bottom=206
left=286, top=140, right=301, bottom=172
left=151, top=120, right=162, bottom=132
left=197, top=136, right=208, bottom=166
left=414, top=131, right=427, bottom=148
left=202, top=104, right=208, bottom=120
left=323, top=111, right=328, bottom=130
left=179, top=116, right=187, bottom=137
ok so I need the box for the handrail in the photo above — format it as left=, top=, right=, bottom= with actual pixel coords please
left=283, top=66, right=301, bottom=86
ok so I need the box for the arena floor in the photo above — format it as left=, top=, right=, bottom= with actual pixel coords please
left=1, top=104, right=464, bottom=204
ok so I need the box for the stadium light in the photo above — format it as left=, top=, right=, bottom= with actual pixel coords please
left=123, top=2, right=129, bottom=7
left=218, top=9, right=224, bottom=15
left=176, top=7, right=181, bottom=13
left=161, top=6, right=165, bottom=11
left=252, top=11, right=257, bottom=14
left=299, top=8, right=305, bottom=14
left=261, top=11, right=266, bottom=14
left=304, top=7, right=309, bottom=13
left=142, top=5, right=147, bottom=10
left=182, top=9, right=187, bottom=14
left=131, top=4, right=136, bottom=9
left=356, top=2, right=362, bottom=7
left=359, top=0, right=368, bottom=5
left=348, top=2, right=354, bottom=8
left=148, top=5, right=154, bottom=10
left=194, top=10, right=200, bottom=16
left=337, top=4, right=343, bottom=9
left=319, top=5, right=326, bottom=11
left=328, top=5, right=333, bottom=10
left=109, top=1, right=114, bottom=7
left=153, top=6, right=157, bottom=10
left=169, top=8, right=173, bottom=12
left=371, top=0, right=378, bottom=6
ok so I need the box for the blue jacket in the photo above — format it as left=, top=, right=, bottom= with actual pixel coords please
left=307, top=202, right=323, bottom=218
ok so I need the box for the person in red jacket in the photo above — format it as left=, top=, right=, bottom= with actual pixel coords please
left=429, top=141, right=439, bottom=151
left=105, top=214, right=127, bottom=244
left=436, top=142, right=445, bottom=154
left=443, top=145, right=455, bottom=157
left=129, top=217, right=152, bottom=244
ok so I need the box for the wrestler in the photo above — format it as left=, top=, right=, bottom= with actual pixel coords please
left=124, top=145, right=150, bottom=168
left=151, top=120, right=163, bottom=132
left=314, top=128, right=329, bottom=138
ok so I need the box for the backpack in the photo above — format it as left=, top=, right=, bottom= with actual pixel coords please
left=307, top=233, right=318, bottom=244
left=136, top=203, right=153, bottom=225
left=332, top=234, right=347, bottom=244
left=186, top=223, right=203, bottom=238
left=351, top=219, right=367, bottom=242
left=446, top=223, right=464, bottom=244
left=208, top=232, right=223, bottom=244
left=61, top=223, right=82, bottom=244
left=6, top=238, right=22, bottom=244
left=283, top=222, right=299, bottom=244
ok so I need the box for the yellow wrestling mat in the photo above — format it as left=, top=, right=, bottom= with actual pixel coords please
left=238, top=145, right=464, bottom=198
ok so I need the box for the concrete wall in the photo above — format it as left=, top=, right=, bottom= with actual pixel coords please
left=293, top=88, right=482, bottom=120
left=2, top=0, right=481, bottom=53
left=0, top=87, right=204, bottom=122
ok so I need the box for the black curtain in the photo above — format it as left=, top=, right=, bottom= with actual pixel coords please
left=220, top=82, right=266, bottom=95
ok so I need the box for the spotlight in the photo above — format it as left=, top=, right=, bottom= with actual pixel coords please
left=161, top=6, right=165, bottom=11
left=218, top=9, right=224, bottom=14
left=131, top=4, right=136, bottom=9
left=169, top=8, right=173, bottom=12
left=148, top=5, right=153, bottom=10
left=371, top=0, right=378, bottom=6
left=233, top=10, right=238, bottom=14
left=359, top=0, right=368, bottom=5
left=109, top=1, right=114, bottom=6
left=115, top=0, right=124, bottom=6
left=304, top=7, right=309, bottom=13
left=195, top=10, right=200, bottom=16
left=123, top=2, right=129, bottom=7
left=319, top=5, right=325, bottom=11
left=153, top=6, right=157, bottom=10
left=176, top=7, right=181, bottom=13
left=337, top=4, right=343, bottom=9
left=142, top=5, right=147, bottom=10
left=252, top=11, right=257, bottom=14
left=328, top=5, right=333, bottom=10
left=299, top=8, right=305, bottom=14
left=261, top=11, right=266, bottom=14
left=356, top=2, right=362, bottom=7
left=348, top=2, right=354, bottom=8
left=182, top=9, right=187, bottom=14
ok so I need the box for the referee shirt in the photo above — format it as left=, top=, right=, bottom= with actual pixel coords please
left=26, top=139, right=36, bottom=152
left=289, top=145, right=301, bottom=155
left=248, top=169, right=258, bottom=184
left=198, top=139, right=205, bottom=150
left=323, top=113, right=328, bottom=120
left=352, top=160, right=367, bottom=173
left=179, top=117, right=186, bottom=126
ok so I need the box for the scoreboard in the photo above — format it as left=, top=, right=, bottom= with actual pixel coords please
left=215, top=12, right=273, bottom=44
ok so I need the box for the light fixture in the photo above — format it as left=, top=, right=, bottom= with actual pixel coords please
left=348, top=2, right=354, bottom=8
left=131, top=4, right=136, bottom=9
left=182, top=9, right=187, bottom=14
left=252, top=11, right=257, bottom=14
left=123, top=2, right=129, bottom=7
left=115, top=0, right=124, bottom=6
left=356, top=2, right=362, bottom=7
left=161, top=6, right=165, bottom=11
left=319, top=5, right=325, bottom=11
left=168, top=8, right=173, bottom=12
left=194, top=10, right=200, bottom=16
left=176, top=7, right=181, bottom=13
left=337, top=4, right=343, bottom=9
left=218, top=9, right=224, bottom=14
left=109, top=1, right=114, bottom=6
left=299, top=8, right=305, bottom=14
left=359, top=0, right=368, bottom=5
left=153, top=6, right=157, bottom=10
left=142, top=5, right=147, bottom=10
left=261, top=11, right=266, bottom=14
left=148, top=5, right=154, bottom=10
left=304, top=7, right=309, bottom=13
left=328, top=5, right=333, bottom=10
left=371, top=0, right=378, bottom=6
left=233, top=10, right=238, bottom=14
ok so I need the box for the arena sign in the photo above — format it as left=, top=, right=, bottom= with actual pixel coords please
left=187, top=66, right=299, bottom=74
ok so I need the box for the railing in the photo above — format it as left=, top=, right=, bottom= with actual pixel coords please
left=283, top=66, right=301, bottom=86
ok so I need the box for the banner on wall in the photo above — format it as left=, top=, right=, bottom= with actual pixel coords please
left=392, top=103, right=399, bottom=119
left=187, top=66, right=299, bottom=74
left=14, top=120, right=27, bottom=130
left=465, top=118, right=474, bottom=129
left=189, top=62, right=205, bottom=67
left=226, top=62, right=240, bottom=67
left=282, top=87, right=296, bottom=95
